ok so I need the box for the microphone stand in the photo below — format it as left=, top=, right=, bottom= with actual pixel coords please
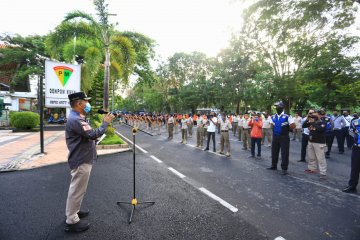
left=117, top=128, right=155, bottom=223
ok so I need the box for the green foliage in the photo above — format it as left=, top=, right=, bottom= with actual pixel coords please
left=105, top=125, right=115, bottom=136
left=0, top=34, right=49, bottom=92
left=10, top=112, right=40, bottom=129
left=99, top=133, right=124, bottom=145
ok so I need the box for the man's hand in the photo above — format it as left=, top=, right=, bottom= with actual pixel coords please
left=103, top=113, right=115, bottom=124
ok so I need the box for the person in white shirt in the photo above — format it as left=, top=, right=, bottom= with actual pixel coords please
left=262, top=113, right=272, bottom=147
left=343, top=110, right=354, bottom=149
left=187, top=114, right=194, bottom=138
left=204, top=112, right=218, bottom=152
left=292, top=112, right=303, bottom=141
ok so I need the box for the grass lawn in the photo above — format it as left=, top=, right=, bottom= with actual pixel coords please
left=100, top=134, right=125, bottom=145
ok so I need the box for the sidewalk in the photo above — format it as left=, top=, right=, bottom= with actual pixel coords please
left=0, top=129, right=129, bottom=172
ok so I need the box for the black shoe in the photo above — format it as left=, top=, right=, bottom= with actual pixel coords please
left=204, top=148, right=209, bottom=151
left=339, top=151, right=344, bottom=154
left=325, top=155, right=330, bottom=159
left=281, top=170, right=288, bottom=175
left=65, top=219, right=90, bottom=233
left=213, top=149, right=216, bottom=152
left=297, top=160, right=306, bottom=162
left=267, top=166, right=277, bottom=170
left=78, top=209, right=90, bottom=218
left=342, top=186, right=357, bottom=193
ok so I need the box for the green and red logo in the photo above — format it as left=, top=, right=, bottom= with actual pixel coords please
left=53, top=66, right=74, bottom=87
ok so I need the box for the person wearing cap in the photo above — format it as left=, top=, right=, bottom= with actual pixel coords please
left=302, top=110, right=328, bottom=179
left=232, top=113, right=238, bottom=136
left=267, top=101, right=295, bottom=175
left=342, top=114, right=360, bottom=193
left=64, top=92, right=115, bottom=233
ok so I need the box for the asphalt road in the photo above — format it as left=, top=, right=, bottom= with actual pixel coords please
left=114, top=124, right=360, bottom=240
left=0, top=129, right=266, bottom=240
left=1, top=123, right=359, bottom=240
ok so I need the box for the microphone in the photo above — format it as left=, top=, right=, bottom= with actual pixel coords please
left=97, top=109, right=119, bottom=116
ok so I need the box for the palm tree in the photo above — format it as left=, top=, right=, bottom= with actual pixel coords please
left=46, top=0, right=136, bottom=110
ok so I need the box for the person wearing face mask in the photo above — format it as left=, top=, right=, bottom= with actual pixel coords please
left=267, top=101, right=296, bottom=175
left=64, top=92, right=115, bottom=233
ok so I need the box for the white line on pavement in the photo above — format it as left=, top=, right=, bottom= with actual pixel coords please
left=274, top=237, right=286, bottom=240
left=150, top=155, right=163, bottom=163
left=168, top=167, right=186, bottom=178
left=115, top=131, right=148, bottom=154
left=199, top=187, right=238, bottom=213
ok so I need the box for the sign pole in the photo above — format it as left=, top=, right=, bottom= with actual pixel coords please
left=39, top=75, right=44, bottom=153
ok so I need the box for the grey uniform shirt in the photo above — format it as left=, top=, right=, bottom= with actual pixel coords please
left=66, top=110, right=109, bottom=169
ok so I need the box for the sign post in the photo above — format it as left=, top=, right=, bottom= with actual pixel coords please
left=45, top=60, right=81, bottom=108
left=43, top=60, right=81, bottom=153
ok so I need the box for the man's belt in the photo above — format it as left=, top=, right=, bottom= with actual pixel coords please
left=221, top=130, right=229, bottom=132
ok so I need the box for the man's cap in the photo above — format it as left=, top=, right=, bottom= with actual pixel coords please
left=68, top=92, right=91, bottom=102
left=274, top=101, right=284, bottom=108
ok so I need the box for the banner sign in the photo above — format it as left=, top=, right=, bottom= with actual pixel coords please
left=45, top=60, right=81, bottom=108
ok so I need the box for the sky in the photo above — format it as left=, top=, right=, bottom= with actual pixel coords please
left=0, top=0, right=247, bottom=60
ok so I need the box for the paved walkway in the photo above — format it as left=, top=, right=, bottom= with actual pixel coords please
left=0, top=128, right=129, bottom=172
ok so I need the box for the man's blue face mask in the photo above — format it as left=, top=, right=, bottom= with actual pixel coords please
left=84, top=102, right=91, bottom=113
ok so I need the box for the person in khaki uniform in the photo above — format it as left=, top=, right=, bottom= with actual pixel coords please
left=219, top=114, right=232, bottom=156
left=242, top=113, right=251, bottom=150
left=303, top=110, right=328, bottom=179
left=167, top=114, right=174, bottom=139
left=187, top=114, right=194, bottom=138
left=196, top=112, right=204, bottom=148
left=180, top=115, right=188, bottom=144
left=262, top=113, right=272, bottom=147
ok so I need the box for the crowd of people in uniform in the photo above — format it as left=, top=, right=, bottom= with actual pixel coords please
left=120, top=101, right=360, bottom=194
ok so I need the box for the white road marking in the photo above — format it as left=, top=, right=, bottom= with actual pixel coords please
left=150, top=155, right=163, bottom=163
left=199, top=187, right=238, bottom=213
left=274, top=237, right=286, bottom=240
left=0, top=140, right=18, bottom=147
left=168, top=167, right=186, bottom=178
left=115, top=131, right=148, bottom=154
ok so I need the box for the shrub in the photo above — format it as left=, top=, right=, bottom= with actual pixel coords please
left=10, top=111, right=40, bottom=129
left=106, top=125, right=115, bottom=136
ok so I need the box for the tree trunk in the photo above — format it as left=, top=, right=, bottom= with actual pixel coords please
left=103, top=47, right=110, bottom=111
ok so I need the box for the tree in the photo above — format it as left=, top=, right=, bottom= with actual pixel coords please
left=46, top=0, right=136, bottom=110
left=0, top=34, right=49, bottom=91
left=242, top=0, right=360, bottom=111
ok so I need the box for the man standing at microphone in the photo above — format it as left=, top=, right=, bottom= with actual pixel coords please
left=64, top=92, right=115, bottom=232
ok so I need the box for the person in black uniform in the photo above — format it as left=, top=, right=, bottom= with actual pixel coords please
left=342, top=115, right=360, bottom=193
left=267, top=101, right=296, bottom=175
